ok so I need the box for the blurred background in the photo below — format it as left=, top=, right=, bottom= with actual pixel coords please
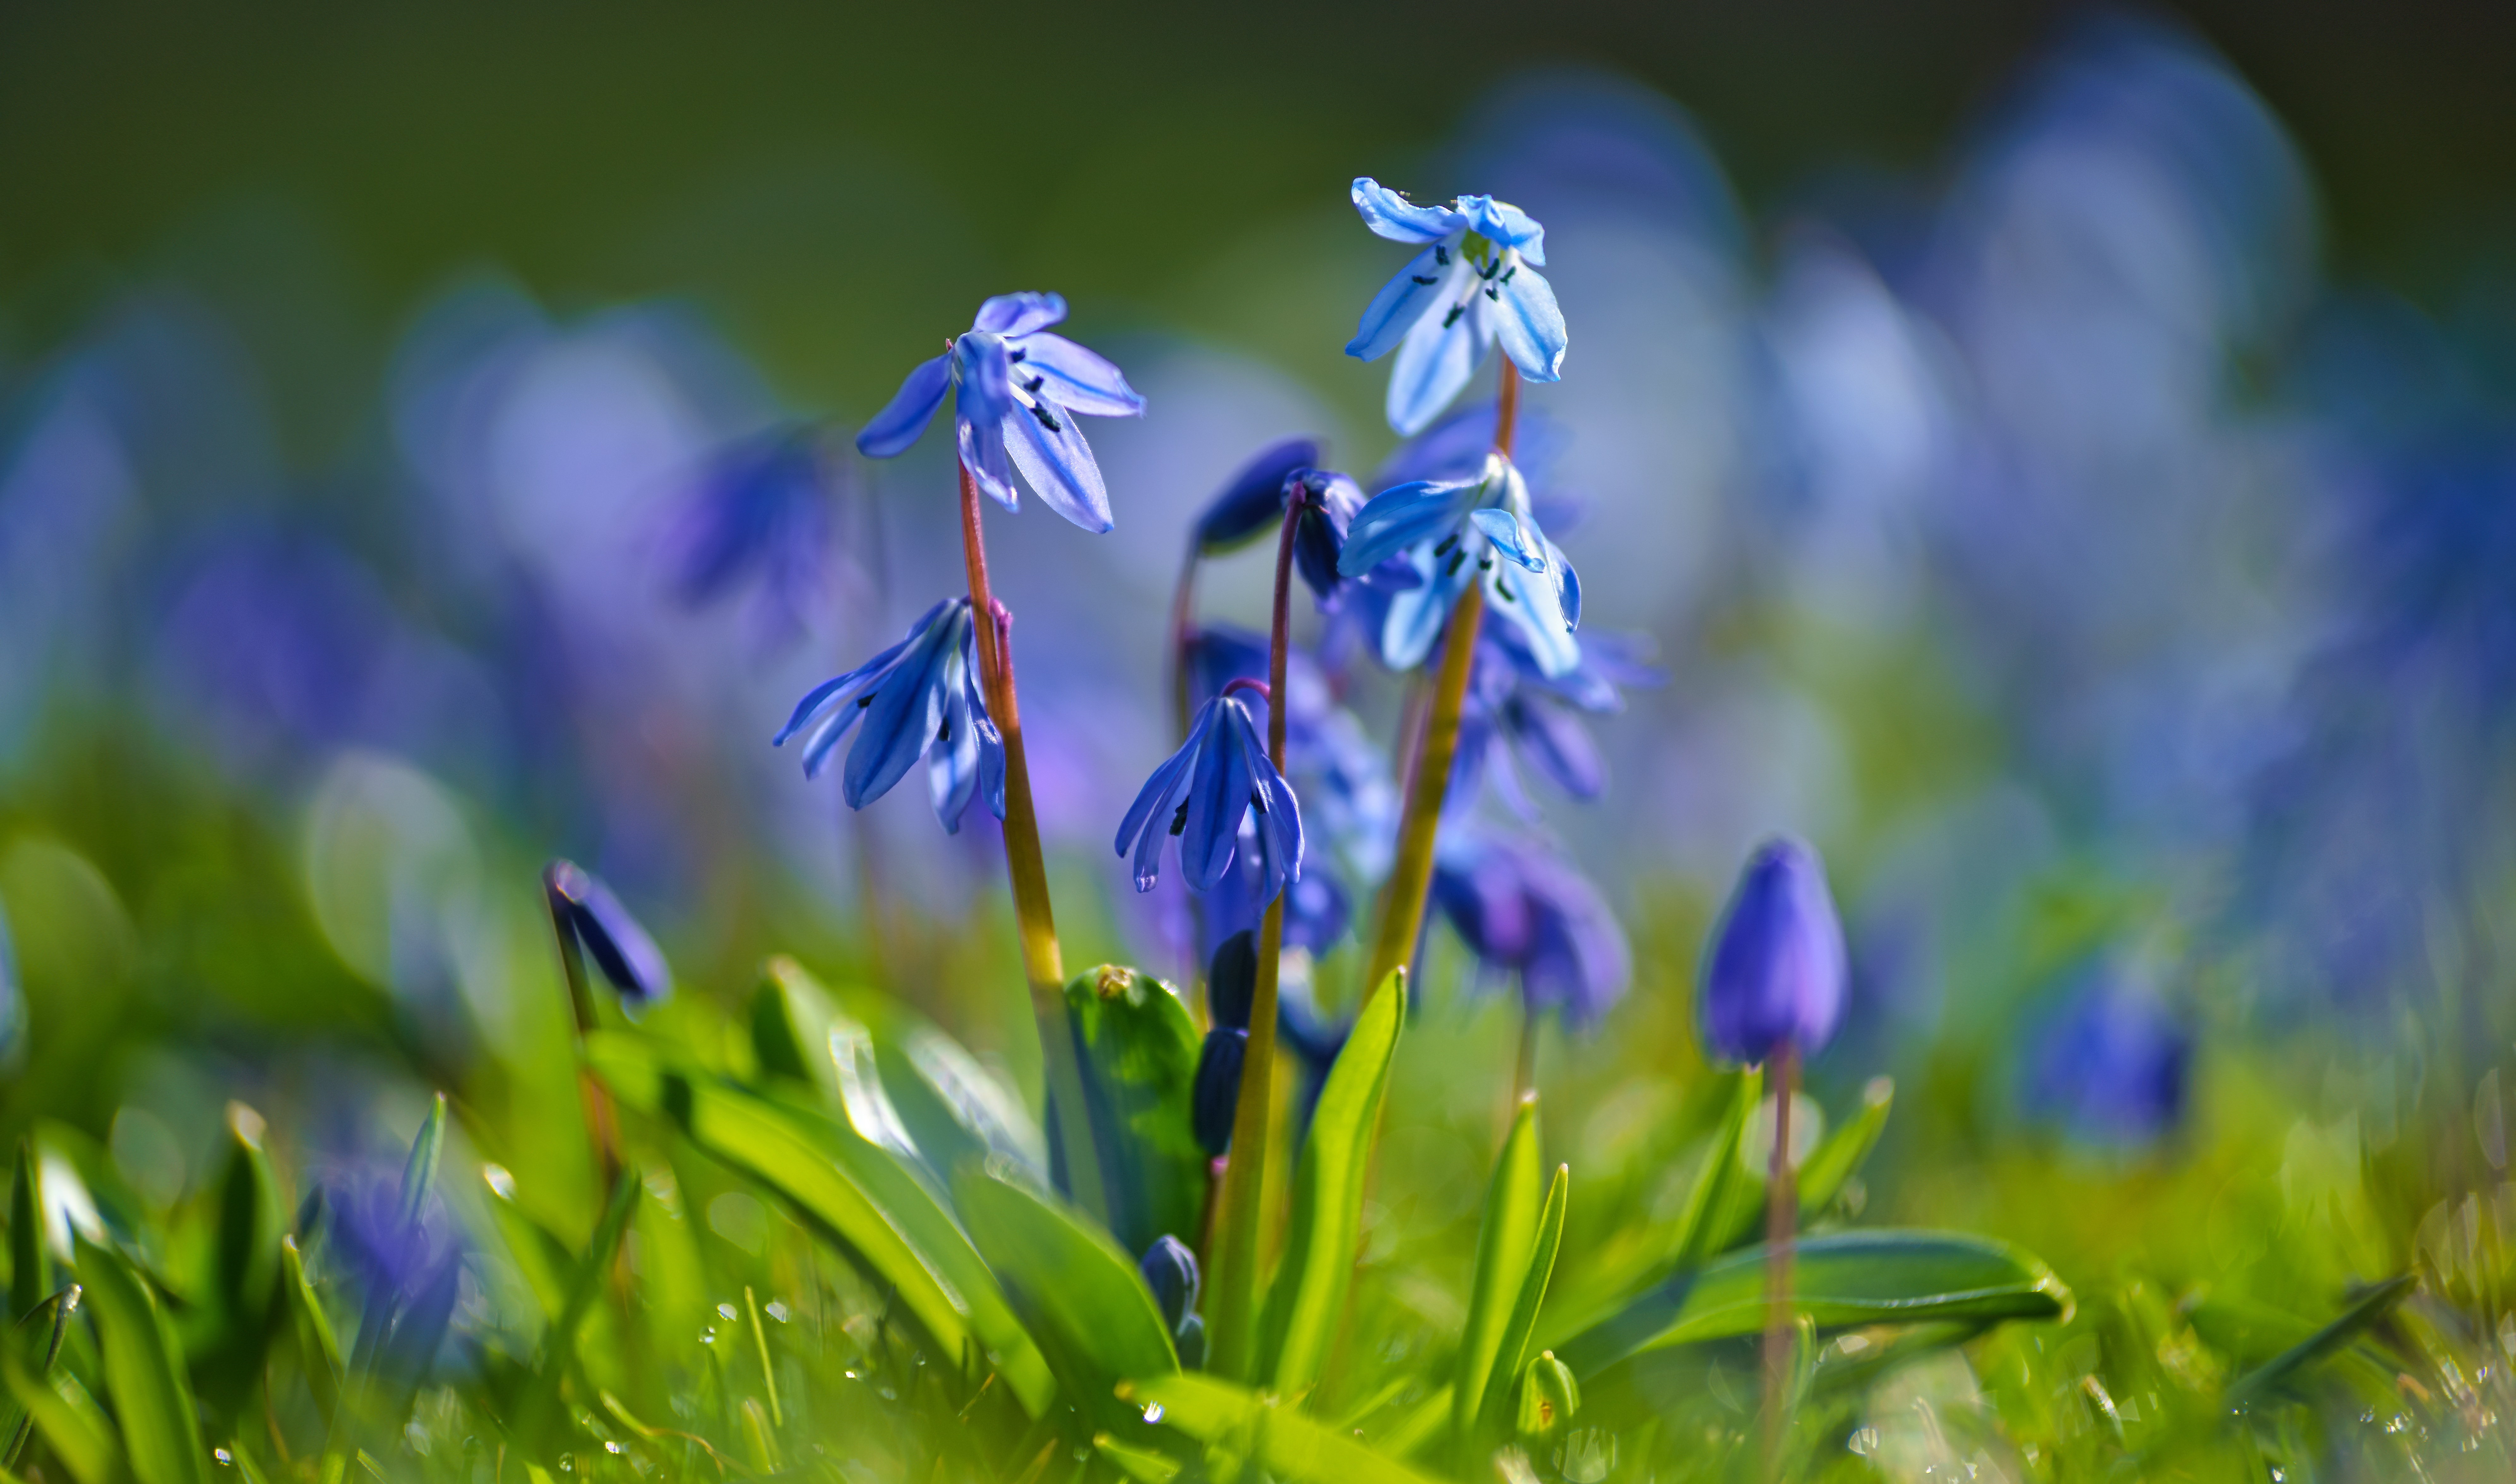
left=4, top=0, right=2516, bottom=1321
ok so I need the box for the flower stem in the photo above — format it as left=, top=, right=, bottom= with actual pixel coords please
left=1763, top=1043, right=1799, bottom=1475
left=541, top=866, right=621, bottom=1206
left=1363, top=363, right=1521, bottom=1000
left=1207, top=495, right=1304, bottom=1380
left=955, top=459, right=1108, bottom=1223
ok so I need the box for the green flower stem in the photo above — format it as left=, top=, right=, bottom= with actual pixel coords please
left=956, top=458, right=1108, bottom=1224
left=1362, top=362, right=1522, bottom=1000
left=1763, top=1041, right=1800, bottom=1475
left=1207, top=491, right=1305, bottom=1380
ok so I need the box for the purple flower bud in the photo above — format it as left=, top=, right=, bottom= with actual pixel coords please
left=1700, top=837, right=1847, bottom=1065
left=1192, top=1028, right=1247, bottom=1157
left=1206, top=929, right=1257, bottom=1031
left=1192, top=438, right=1323, bottom=554
left=1138, top=1234, right=1200, bottom=1332
left=544, top=859, right=673, bottom=1007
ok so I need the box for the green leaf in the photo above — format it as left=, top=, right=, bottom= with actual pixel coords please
left=0, top=1284, right=81, bottom=1470
left=1453, top=1095, right=1545, bottom=1443
left=1258, top=972, right=1405, bottom=1398
left=1060, top=966, right=1203, bottom=1257
left=875, top=1027, right=1046, bottom=1183
left=1797, top=1076, right=1892, bottom=1219
left=7, top=1146, right=40, bottom=1324
left=1473, top=1164, right=1567, bottom=1444
left=2224, top=1274, right=2417, bottom=1410
left=396, top=1094, right=447, bottom=1233
left=750, top=959, right=919, bottom=1157
left=0, top=1347, right=122, bottom=1484
left=1091, top=1430, right=1183, bottom=1482
left=1676, top=1068, right=1770, bottom=1264
left=1120, top=1372, right=1446, bottom=1484
left=212, top=1105, right=285, bottom=1330
left=1556, top=1229, right=2073, bottom=1375
left=588, top=1030, right=1056, bottom=1419
left=952, top=1161, right=1175, bottom=1426
left=74, top=1233, right=210, bottom=1484
left=278, top=1239, right=340, bottom=1421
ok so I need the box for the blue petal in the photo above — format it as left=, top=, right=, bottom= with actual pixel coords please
left=1489, top=263, right=1567, bottom=384
left=799, top=703, right=867, bottom=779
left=1013, top=332, right=1145, bottom=417
left=1181, top=699, right=1259, bottom=891
left=843, top=606, right=961, bottom=808
left=1118, top=707, right=1210, bottom=861
left=1387, top=291, right=1491, bottom=436
left=958, top=415, right=1019, bottom=511
left=929, top=645, right=984, bottom=831
left=1380, top=553, right=1475, bottom=670
left=1347, top=244, right=1466, bottom=363
left=1458, top=196, right=1547, bottom=266
left=1506, top=696, right=1605, bottom=799
left=972, top=292, right=1068, bottom=336
left=856, top=354, right=951, bottom=458
left=1468, top=507, right=1548, bottom=572
left=1484, top=561, right=1580, bottom=678
left=1002, top=406, right=1114, bottom=534
left=1250, top=748, right=1304, bottom=892
left=1351, top=178, right=1465, bottom=244
left=955, top=334, right=1015, bottom=427
left=1549, top=539, right=1582, bottom=630
left=1339, top=478, right=1478, bottom=577
left=1195, top=437, right=1321, bottom=554
left=774, top=599, right=945, bottom=744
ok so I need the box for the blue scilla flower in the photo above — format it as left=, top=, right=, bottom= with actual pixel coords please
left=1338, top=451, right=1581, bottom=677
left=1139, top=1234, right=1201, bottom=1333
left=1116, top=690, right=1303, bottom=903
left=775, top=597, right=1006, bottom=833
left=1184, top=627, right=1397, bottom=886
left=663, top=422, right=833, bottom=643
left=544, top=859, right=673, bottom=1008
left=1701, top=837, right=1848, bottom=1065
left=1431, top=827, right=1631, bottom=1030
left=855, top=293, right=1146, bottom=533
left=2024, top=963, right=2190, bottom=1146
left=1346, top=179, right=1568, bottom=435
left=1193, top=437, right=1324, bottom=554
left=1454, top=628, right=1666, bottom=819
left=1191, top=446, right=1373, bottom=608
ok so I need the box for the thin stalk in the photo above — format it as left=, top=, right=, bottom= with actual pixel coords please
left=1513, top=1004, right=1541, bottom=1104
left=1362, top=366, right=1520, bottom=997
left=1762, top=1043, right=1799, bottom=1475
left=1208, top=496, right=1304, bottom=1380
left=541, top=868, right=621, bottom=1204
left=954, top=460, right=1108, bottom=1224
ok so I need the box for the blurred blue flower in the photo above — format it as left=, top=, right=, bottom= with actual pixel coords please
left=663, top=422, right=834, bottom=646
left=1454, top=628, right=1664, bottom=819
left=1700, top=837, right=1848, bottom=1065
left=0, top=899, right=21, bottom=1068
left=1191, top=1027, right=1246, bottom=1157
left=1372, top=398, right=1572, bottom=494
left=2024, top=964, right=2190, bottom=1145
left=1116, top=691, right=1303, bottom=903
left=1346, top=179, right=1567, bottom=434
left=855, top=292, right=1145, bottom=533
left=1138, top=1234, right=1200, bottom=1331
left=1192, top=437, right=1323, bottom=554
left=775, top=597, right=1006, bottom=834
left=1339, top=452, right=1581, bottom=676
left=321, top=1162, right=466, bottom=1378
left=1431, top=827, right=1630, bottom=1029
left=544, top=858, right=673, bottom=1008
left=1205, top=929, right=1257, bottom=1031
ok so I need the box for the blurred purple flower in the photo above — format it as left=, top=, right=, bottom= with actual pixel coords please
left=1431, top=827, right=1630, bottom=1029
left=1453, top=627, right=1664, bottom=819
left=2023, top=963, right=2190, bottom=1145
left=662, top=422, right=835, bottom=646
left=1192, top=437, right=1324, bottom=554
left=544, top=858, right=673, bottom=1008
left=1700, top=836, right=1848, bottom=1064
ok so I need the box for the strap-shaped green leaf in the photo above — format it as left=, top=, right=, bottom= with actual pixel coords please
left=2224, top=1273, right=2417, bottom=1409
left=1061, top=966, right=1203, bottom=1258
left=0, top=1343, right=120, bottom=1484
left=278, top=1238, right=340, bottom=1420
left=587, top=1030, right=1055, bottom=1419
left=75, top=1233, right=210, bottom=1484
left=1472, top=1164, right=1567, bottom=1443
left=953, top=1161, right=1176, bottom=1426
left=1120, top=1371, right=1447, bottom=1484
left=1453, top=1095, right=1545, bottom=1443
left=1557, top=1229, right=2072, bottom=1374
left=1797, top=1077, right=1892, bottom=1218
left=1258, top=972, right=1405, bottom=1397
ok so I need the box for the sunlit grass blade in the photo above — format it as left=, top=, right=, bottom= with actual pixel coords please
left=1453, top=1093, right=1545, bottom=1447
left=1119, top=1371, right=1446, bottom=1484
left=278, top=1238, right=340, bottom=1422
left=953, top=1160, right=1177, bottom=1427
left=1092, top=1429, right=1184, bottom=1482
left=1673, top=1068, right=1762, bottom=1268
left=198, top=1104, right=285, bottom=1417
left=2224, top=1273, right=2417, bottom=1410
left=877, top=1024, right=1047, bottom=1182
left=74, top=1233, right=210, bottom=1484
left=8, top=1146, right=40, bottom=1324
left=1472, top=1164, right=1568, bottom=1445
left=0, top=1285, right=78, bottom=1470
left=588, top=1029, right=1057, bottom=1419
left=0, top=1342, right=121, bottom=1484
left=1795, top=1076, right=1891, bottom=1219
left=1557, top=1229, right=2072, bottom=1374
left=1060, top=966, right=1203, bottom=1257
left=1256, top=971, right=1405, bottom=1398
left=396, top=1093, right=447, bottom=1231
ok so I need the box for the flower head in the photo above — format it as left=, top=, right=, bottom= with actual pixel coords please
left=775, top=597, right=1005, bottom=833
left=2025, top=964, right=2190, bottom=1145
left=1453, top=629, right=1664, bottom=819
left=1700, top=837, right=1848, bottom=1065
left=855, top=293, right=1145, bottom=533
left=544, top=859, right=673, bottom=1008
left=1431, top=827, right=1630, bottom=1030
left=1193, top=438, right=1324, bottom=553
left=1115, top=691, right=1303, bottom=905
left=1337, top=452, right=1581, bottom=677
left=663, top=422, right=833, bottom=644
left=1345, top=179, right=1567, bottom=435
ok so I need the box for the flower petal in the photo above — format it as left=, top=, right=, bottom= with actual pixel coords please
left=1386, top=289, right=1491, bottom=436
left=1468, top=506, right=1549, bottom=572
left=1488, top=261, right=1567, bottom=384
left=1118, top=708, right=1210, bottom=861
left=1505, top=694, right=1605, bottom=799
left=971, top=292, right=1068, bottom=336
left=843, top=607, right=961, bottom=808
left=1181, top=699, right=1258, bottom=891
left=855, top=354, right=951, bottom=458
left=1012, top=332, right=1144, bottom=418
left=1002, top=405, right=1114, bottom=534
left=1549, top=538, right=1582, bottom=630
left=1338, top=478, right=1478, bottom=577
left=1484, top=560, right=1580, bottom=678
left=958, top=415, right=1019, bottom=511
left=799, top=703, right=868, bottom=780
left=774, top=598, right=948, bottom=745
left=1380, top=552, right=1475, bottom=671
left=1347, top=242, right=1466, bottom=362
left=928, top=646, right=984, bottom=831
left=1458, top=196, right=1547, bottom=266
left=1351, top=178, right=1466, bottom=244
left=1194, top=437, right=1320, bottom=554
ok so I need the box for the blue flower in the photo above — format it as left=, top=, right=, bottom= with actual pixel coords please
left=855, top=293, right=1146, bottom=533
left=2024, top=963, right=2190, bottom=1146
left=774, top=597, right=1006, bottom=833
left=544, top=859, right=673, bottom=1008
left=1700, top=837, right=1848, bottom=1065
left=1192, top=437, right=1324, bottom=554
left=1139, top=1234, right=1201, bottom=1331
left=1454, top=629, right=1665, bottom=819
left=1337, top=452, right=1581, bottom=677
left=1115, top=692, right=1303, bottom=904
left=1431, top=828, right=1630, bottom=1030
left=663, top=422, right=833, bottom=644
left=1345, top=179, right=1568, bottom=435
left=1183, top=627, right=1395, bottom=887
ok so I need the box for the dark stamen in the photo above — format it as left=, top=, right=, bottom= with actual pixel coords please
left=1029, top=404, right=1061, bottom=432
left=1249, top=789, right=1266, bottom=815
left=858, top=693, right=876, bottom=708
left=1008, top=346, right=1027, bottom=362
left=1501, top=265, right=1518, bottom=284
left=1170, top=803, right=1189, bottom=836
left=1434, top=533, right=1459, bottom=556
left=938, top=718, right=952, bottom=742
left=1411, top=274, right=1439, bottom=286
left=1478, top=556, right=1493, bottom=571
left=1485, top=285, right=1500, bottom=302
left=1025, top=375, right=1045, bottom=393
left=1442, top=303, right=1467, bottom=329
left=1479, top=256, right=1502, bottom=281
left=1445, top=549, right=1467, bottom=578
left=1434, top=244, right=1450, bottom=266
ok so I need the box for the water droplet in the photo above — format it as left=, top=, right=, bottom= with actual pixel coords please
left=717, top=1302, right=739, bottom=1321
left=1142, top=1402, right=1165, bottom=1423
left=605, top=1441, right=624, bottom=1455
left=766, top=1300, right=790, bottom=1322
left=213, top=1449, right=233, bottom=1466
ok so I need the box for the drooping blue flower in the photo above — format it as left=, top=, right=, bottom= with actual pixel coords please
left=1346, top=179, right=1569, bottom=435
left=1337, top=451, right=1581, bottom=677
left=2024, top=963, right=2191, bottom=1145
left=1431, top=828, right=1631, bottom=1030
left=1193, top=437, right=1324, bottom=554
left=775, top=597, right=1006, bottom=833
left=1453, top=628, right=1665, bottom=819
left=1183, top=627, right=1394, bottom=893
left=1115, top=692, right=1303, bottom=905
left=1700, top=837, right=1848, bottom=1065
left=662, top=422, right=833, bottom=644
left=543, top=859, right=673, bottom=1008
left=855, top=293, right=1146, bottom=533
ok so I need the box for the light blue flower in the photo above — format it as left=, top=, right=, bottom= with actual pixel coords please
left=1115, top=692, right=1303, bottom=905
left=1345, top=179, right=1567, bottom=435
left=775, top=597, right=1006, bottom=833
left=1336, top=451, right=1581, bottom=677
left=855, top=293, right=1146, bottom=533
